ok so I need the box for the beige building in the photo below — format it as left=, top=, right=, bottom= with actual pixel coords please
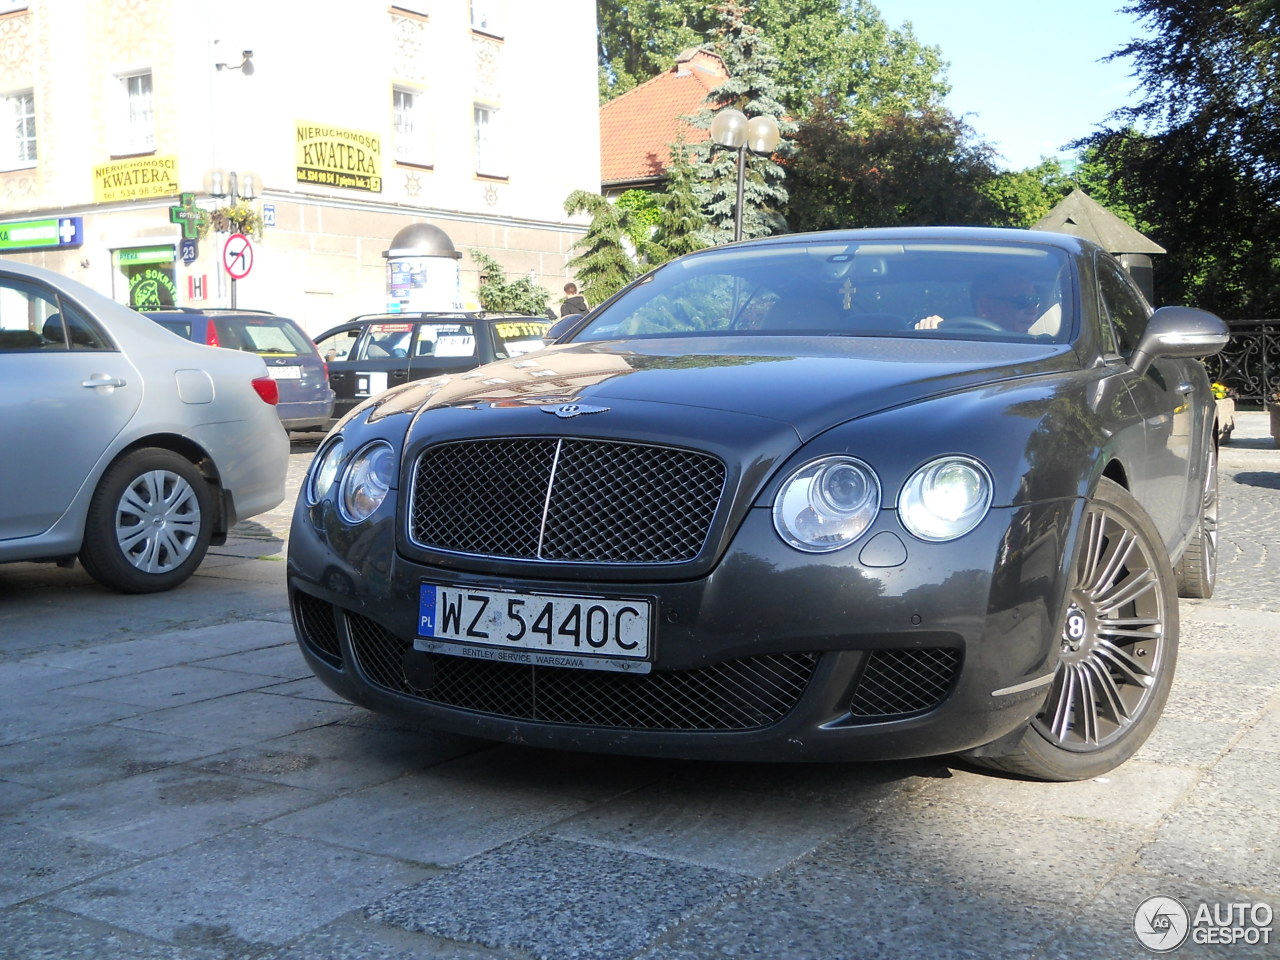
left=0, top=0, right=600, bottom=334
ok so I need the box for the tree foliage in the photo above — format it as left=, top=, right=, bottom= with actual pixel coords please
left=650, top=142, right=709, bottom=263
left=596, top=0, right=947, bottom=122
left=1072, top=0, right=1280, bottom=316
left=691, top=2, right=791, bottom=242
left=786, top=99, right=1001, bottom=231
left=563, top=189, right=648, bottom=304
left=981, top=159, right=1073, bottom=228
left=1111, top=0, right=1280, bottom=200
left=469, top=251, right=551, bottom=315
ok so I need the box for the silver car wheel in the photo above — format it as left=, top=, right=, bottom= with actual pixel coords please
left=1033, top=491, right=1171, bottom=751
left=114, top=468, right=204, bottom=573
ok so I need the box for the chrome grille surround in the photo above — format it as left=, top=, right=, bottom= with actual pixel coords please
left=408, top=437, right=726, bottom=564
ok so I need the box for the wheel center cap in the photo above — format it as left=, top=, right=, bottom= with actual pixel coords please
left=1063, top=606, right=1088, bottom=652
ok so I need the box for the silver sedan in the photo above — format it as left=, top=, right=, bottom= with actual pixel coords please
left=0, top=260, right=289, bottom=592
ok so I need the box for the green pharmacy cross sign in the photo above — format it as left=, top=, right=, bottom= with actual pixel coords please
left=168, top=192, right=207, bottom=240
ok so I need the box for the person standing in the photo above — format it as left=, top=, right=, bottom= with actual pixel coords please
left=560, top=282, right=589, bottom=317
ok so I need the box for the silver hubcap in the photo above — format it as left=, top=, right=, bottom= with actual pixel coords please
left=1034, top=501, right=1168, bottom=751
left=114, top=469, right=202, bottom=573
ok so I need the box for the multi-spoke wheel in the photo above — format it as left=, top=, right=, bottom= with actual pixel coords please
left=79, top=449, right=214, bottom=593
left=970, top=478, right=1178, bottom=781
left=1175, top=444, right=1218, bottom=599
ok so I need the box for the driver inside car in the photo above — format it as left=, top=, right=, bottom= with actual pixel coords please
left=915, top=270, right=1042, bottom=334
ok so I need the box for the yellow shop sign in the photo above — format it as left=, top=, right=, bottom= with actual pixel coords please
left=93, top=155, right=179, bottom=203
left=295, top=122, right=382, bottom=192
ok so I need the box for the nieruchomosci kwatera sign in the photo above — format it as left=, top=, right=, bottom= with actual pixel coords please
left=295, top=122, right=382, bottom=192
left=93, top=155, right=179, bottom=202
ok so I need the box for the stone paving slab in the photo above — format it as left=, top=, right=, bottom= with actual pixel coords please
left=1, top=418, right=1277, bottom=959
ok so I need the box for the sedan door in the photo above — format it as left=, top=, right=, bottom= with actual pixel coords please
left=0, top=279, right=141, bottom=541
left=1095, top=256, right=1195, bottom=548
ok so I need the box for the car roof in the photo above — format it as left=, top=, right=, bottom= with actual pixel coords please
left=720, top=225, right=1099, bottom=257
left=345, top=312, right=547, bottom=324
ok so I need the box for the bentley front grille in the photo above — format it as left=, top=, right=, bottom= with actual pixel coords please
left=409, top=437, right=726, bottom=564
left=847, top=648, right=962, bottom=720
left=344, top=611, right=817, bottom=732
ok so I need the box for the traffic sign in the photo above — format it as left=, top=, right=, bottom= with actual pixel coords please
left=222, top=233, right=254, bottom=279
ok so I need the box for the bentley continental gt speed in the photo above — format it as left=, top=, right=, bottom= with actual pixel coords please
left=287, top=227, right=1228, bottom=781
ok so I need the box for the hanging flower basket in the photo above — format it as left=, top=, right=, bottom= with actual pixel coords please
left=198, top=202, right=263, bottom=239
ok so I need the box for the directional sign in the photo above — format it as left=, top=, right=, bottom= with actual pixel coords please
left=222, top=233, right=254, bottom=279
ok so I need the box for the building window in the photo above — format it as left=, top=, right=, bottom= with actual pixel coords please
left=470, top=0, right=503, bottom=35
left=2, top=91, right=36, bottom=169
left=117, top=71, right=154, bottom=154
left=393, top=87, right=433, bottom=165
left=473, top=103, right=505, bottom=178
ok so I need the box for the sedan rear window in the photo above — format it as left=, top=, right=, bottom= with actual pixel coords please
left=219, top=318, right=315, bottom=356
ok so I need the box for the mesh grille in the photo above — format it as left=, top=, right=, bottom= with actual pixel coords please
left=292, top=591, right=342, bottom=668
left=848, top=648, right=961, bottom=719
left=410, top=438, right=725, bottom=564
left=345, top=611, right=817, bottom=731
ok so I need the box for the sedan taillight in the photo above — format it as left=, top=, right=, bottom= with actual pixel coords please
left=252, top=377, right=280, bottom=405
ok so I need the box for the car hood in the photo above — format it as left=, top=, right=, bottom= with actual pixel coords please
left=366, top=335, right=1077, bottom=441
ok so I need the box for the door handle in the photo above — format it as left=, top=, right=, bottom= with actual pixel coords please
left=82, top=374, right=127, bottom=389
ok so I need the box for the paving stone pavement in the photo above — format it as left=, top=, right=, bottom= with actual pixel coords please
left=1, top=418, right=1277, bottom=960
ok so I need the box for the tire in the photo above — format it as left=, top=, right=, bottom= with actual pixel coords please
left=967, top=478, right=1178, bottom=781
left=1174, top=444, right=1218, bottom=599
left=78, top=449, right=214, bottom=594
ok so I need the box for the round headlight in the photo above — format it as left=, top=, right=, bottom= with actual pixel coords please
left=773, top=456, right=881, bottom=552
left=898, top=456, right=992, bottom=542
left=307, top=437, right=346, bottom=504
left=339, top=441, right=396, bottom=522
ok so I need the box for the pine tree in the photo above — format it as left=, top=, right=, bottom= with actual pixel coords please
left=691, top=2, right=791, bottom=243
left=650, top=141, right=708, bottom=263
left=563, top=189, right=644, bottom=305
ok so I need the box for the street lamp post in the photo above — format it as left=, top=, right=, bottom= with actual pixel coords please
left=709, top=108, right=781, bottom=242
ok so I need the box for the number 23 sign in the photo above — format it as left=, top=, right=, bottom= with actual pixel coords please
left=222, top=233, right=254, bottom=279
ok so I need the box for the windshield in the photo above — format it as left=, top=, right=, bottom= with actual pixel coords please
left=572, top=239, right=1076, bottom=345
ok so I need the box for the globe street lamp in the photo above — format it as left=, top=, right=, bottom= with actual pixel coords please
left=709, top=108, right=781, bottom=242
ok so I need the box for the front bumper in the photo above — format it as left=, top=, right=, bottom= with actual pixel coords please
left=287, top=495, right=1079, bottom=762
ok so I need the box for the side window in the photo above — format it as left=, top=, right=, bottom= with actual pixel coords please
left=0, top=278, right=62, bottom=350
left=60, top=301, right=110, bottom=350
left=492, top=320, right=550, bottom=358
left=315, top=327, right=359, bottom=363
left=1096, top=256, right=1150, bottom=357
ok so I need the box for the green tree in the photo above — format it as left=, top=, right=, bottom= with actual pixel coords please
left=469, top=251, right=552, bottom=315
left=596, top=0, right=948, bottom=123
left=1110, top=0, right=1280, bottom=201
left=563, top=189, right=647, bottom=304
left=1069, top=0, right=1280, bottom=316
left=982, top=159, right=1073, bottom=227
left=752, top=0, right=947, bottom=126
left=650, top=141, right=709, bottom=263
left=786, top=99, right=1001, bottom=231
left=596, top=1, right=712, bottom=101
left=692, top=2, right=791, bottom=242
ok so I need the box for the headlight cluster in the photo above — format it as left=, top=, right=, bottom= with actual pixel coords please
left=772, top=454, right=992, bottom=552
left=306, top=437, right=397, bottom=523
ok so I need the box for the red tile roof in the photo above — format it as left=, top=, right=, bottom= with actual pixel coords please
left=600, top=49, right=727, bottom=188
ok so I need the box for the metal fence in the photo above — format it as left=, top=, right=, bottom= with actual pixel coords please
left=1203, top=319, right=1280, bottom=404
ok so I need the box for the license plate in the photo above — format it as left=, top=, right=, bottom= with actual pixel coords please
left=267, top=366, right=302, bottom=379
left=416, top=584, right=651, bottom=673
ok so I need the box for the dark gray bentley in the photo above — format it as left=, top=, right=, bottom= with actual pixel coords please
left=288, top=227, right=1228, bottom=780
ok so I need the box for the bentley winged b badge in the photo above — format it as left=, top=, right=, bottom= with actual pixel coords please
left=540, top=402, right=610, bottom=419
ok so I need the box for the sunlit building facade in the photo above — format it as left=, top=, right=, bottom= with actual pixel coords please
left=0, top=0, right=600, bottom=332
